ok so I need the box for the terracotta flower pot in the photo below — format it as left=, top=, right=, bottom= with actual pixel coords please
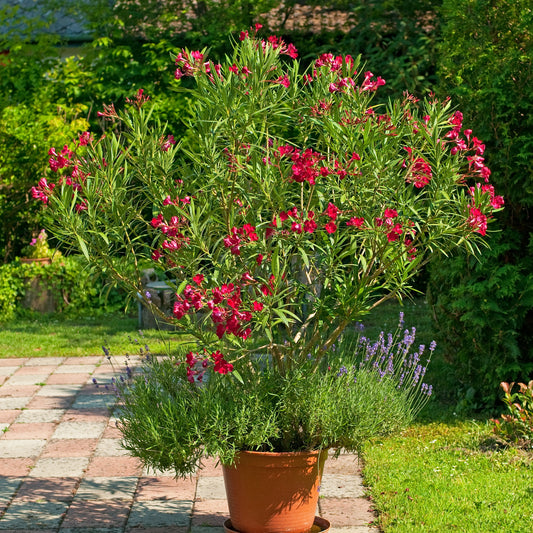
left=222, top=450, right=329, bottom=533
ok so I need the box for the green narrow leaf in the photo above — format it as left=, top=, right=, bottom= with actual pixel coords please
left=77, top=235, right=90, bottom=261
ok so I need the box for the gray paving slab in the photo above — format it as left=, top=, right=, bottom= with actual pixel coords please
left=52, top=421, right=107, bottom=440
left=196, top=476, right=226, bottom=500
left=321, top=474, right=366, bottom=498
left=0, top=477, right=22, bottom=503
left=36, top=385, right=83, bottom=397
left=75, top=477, right=138, bottom=500
left=0, top=439, right=46, bottom=458
left=93, top=438, right=128, bottom=457
left=0, top=397, right=31, bottom=409
left=0, top=366, right=19, bottom=376
left=59, top=527, right=123, bottom=533
left=29, top=457, right=89, bottom=478
left=329, top=526, right=378, bottom=533
left=0, top=500, right=68, bottom=529
left=16, top=409, right=65, bottom=423
left=54, top=365, right=97, bottom=374
left=25, top=357, right=65, bottom=366
left=3, top=374, right=50, bottom=386
left=127, top=499, right=192, bottom=528
left=71, top=394, right=116, bottom=410
left=191, top=528, right=225, bottom=533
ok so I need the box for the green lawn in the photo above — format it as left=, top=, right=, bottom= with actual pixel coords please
left=363, top=420, right=533, bottom=532
left=0, top=313, right=192, bottom=358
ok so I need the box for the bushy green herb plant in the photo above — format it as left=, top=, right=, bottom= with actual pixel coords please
left=492, top=381, right=533, bottom=448
left=100, top=316, right=435, bottom=472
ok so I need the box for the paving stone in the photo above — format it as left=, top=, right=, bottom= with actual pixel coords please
left=0, top=439, right=46, bottom=458
left=0, top=366, right=19, bottom=376
left=0, top=410, right=21, bottom=424
left=60, top=529, right=123, bottom=533
left=15, top=409, right=65, bottom=423
left=3, top=373, right=49, bottom=386
left=16, top=478, right=80, bottom=501
left=324, top=455, right=361, bottom=475
left=25, top=357, right=66, bottom=366
left=14, top=365, right=58, bottom=376
left=0, top=500, right=68, bottom=529
left=320, top=475, right=366, bottom=498
left=85, top=456, right=142, bottom=477
left=0, top=384, right=41, bottom=397
left=0, top=477, right=23, bottom=503
left=61, top=500, right=131, bottom=529
left=94, top=438, right=128, bottom=457
left=71, top=394, right=115, bottom=410
left=52, top=421, right=107, bottom=439
left=0, top=397, right=31, bottom=409
left=36, top=384, right=83, bottom=397
left=0, top=358, right=26, bottom=367
left=196, top=476, right=227, bottom=500
left=26, top=396, right=73, bottom=409
left=319, top=498, right=376, bottom=528
left=190, top=528, right=225, bottom=533
left=3, top=422, right=56, bottom=440
left=29, top=457, right=89, bottom=478
left=127, top=500, right=192, bottom=528
left=55, top=365, right=97, bottom=374
left=60, top=527, right=122, bottom=533
left=329, top=526, right=379, bottom=533
left=126, top=526, right=188, bottom=533
left=135, top=476, right=196, bottom=501
left=197, top=457, right=223, bottom=477
left=62, top=409, right=109, bottom=424
left=191, top=500, right=229, bottom=527
left=41, top=438, right=99, bottom=458
left=75, top=477, right=138, bottom=500
left=47, top=373, right=91, bottom=385
left=0, top=458, right=35, bottom=476
left=64, top=356, right=103, bottom=365
left=102, top=422, right=122, bottom=439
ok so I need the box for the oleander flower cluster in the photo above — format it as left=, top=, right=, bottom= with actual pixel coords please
left=37, top=28, right=503, bottom=377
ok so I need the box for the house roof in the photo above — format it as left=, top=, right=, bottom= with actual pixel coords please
left=1, top=0, right=92, bottom=42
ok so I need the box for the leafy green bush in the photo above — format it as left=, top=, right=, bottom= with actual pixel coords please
left=427, top=0, right=533, bottom=409
left=0, top=256, right=126, bottom=322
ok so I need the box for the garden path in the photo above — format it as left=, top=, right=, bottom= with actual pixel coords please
left=0, top=356, right=377, bottom=532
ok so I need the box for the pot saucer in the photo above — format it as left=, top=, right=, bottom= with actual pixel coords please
left=223, top=516, right=331, bottom=533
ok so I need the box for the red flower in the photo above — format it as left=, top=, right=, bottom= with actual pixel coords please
left=325, top=221, right=337, bottom=234
left=346, top=217, right=364, bottom=228
left=325, top=202, right=340, bottom=220
left=193, top=274, right=204, bottom=285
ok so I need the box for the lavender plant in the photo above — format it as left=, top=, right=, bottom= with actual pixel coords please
left=97, top=314, right=435, bottom=473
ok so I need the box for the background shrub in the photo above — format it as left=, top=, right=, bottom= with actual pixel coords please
left=0, top=256, right=126, bottom=322
left=428, top=0, right=533, bottom=409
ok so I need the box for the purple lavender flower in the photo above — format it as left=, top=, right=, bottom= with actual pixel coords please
left=398, top=311, right=404, bottom=328
left=337, top=366, right=348, bottom=377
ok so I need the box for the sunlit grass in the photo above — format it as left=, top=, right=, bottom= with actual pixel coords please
left=363, top=420, right=533, bottom=532
left=0, top=312, right=193, bottom=358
